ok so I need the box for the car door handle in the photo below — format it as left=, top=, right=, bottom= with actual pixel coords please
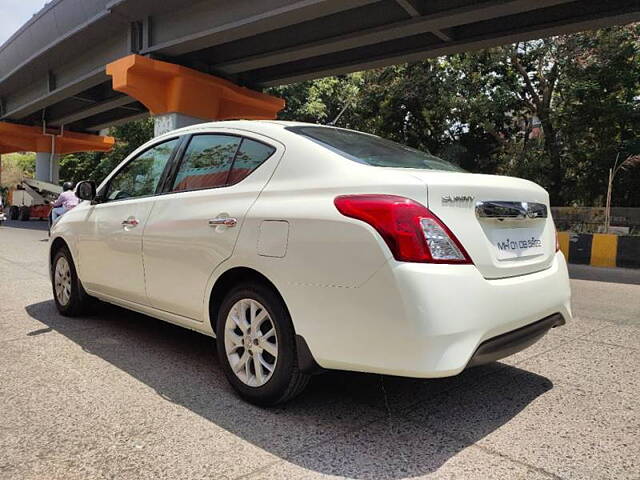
left=122, top=216, right=140, bottom=228
left=208, top=217, right=237, bottom=227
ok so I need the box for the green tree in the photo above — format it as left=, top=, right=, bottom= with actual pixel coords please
left=554, top=25, right=640, bottom=207
left=268, top=24, right=640, bottom=207
left=0, top=152, right=36, bottom=189
left=59, top=118, right=154, bottom=184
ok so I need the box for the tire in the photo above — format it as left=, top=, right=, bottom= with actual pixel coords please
left=9, top=206, right=19, bottom=220
left=51, top=246, right=95, bottom=317
left=216, top=282, right=310, bottom=406
left=19, top=206, right=30, bottom=221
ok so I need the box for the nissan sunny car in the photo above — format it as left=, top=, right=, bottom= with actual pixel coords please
left=49, top=121, right=571, bottom=405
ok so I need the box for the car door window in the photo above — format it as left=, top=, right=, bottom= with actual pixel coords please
left=228, top=138, right=276, bottom=184
left=171, top=135, right=241, bottom=192
left=105, top=138, right=179, bottom=202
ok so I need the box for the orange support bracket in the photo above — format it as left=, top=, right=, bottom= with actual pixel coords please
left=106, top=55, right=285, bottom=121
left=0, top=122, right=115, bottom=155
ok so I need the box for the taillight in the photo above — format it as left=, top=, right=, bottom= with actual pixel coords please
left=334, top=194, right=472, bottom=264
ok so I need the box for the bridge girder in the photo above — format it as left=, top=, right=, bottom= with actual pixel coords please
left=0, top=0, right=637, bottom=134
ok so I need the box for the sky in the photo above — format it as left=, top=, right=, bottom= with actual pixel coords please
left=0, top=1, right=48, bottom=46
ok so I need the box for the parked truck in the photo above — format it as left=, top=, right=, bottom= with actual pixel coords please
left=6, top=179, right=62, bottom=222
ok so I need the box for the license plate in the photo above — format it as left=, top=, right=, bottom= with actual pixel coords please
left=490, top=228, right=544, bottom=260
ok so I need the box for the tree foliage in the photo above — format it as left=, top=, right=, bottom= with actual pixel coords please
left=269, top=25, right=640, bottom=207
left=59, top=118, right=154, bottom=185
left=0, top=152, right=35, bottom=188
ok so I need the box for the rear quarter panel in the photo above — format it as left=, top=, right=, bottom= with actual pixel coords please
left=231, top=137, right=428, bottom=288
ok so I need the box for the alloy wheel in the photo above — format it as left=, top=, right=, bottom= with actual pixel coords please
left=54, top=256, right=72, bottom=306
left=224, top=298, right=278, bottom=387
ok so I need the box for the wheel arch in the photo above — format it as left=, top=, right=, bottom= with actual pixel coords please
left=49, top=236, right=69, bottom=263
left=208, top=266, right=285, bottom=331
left=207, top=266, right=322, bottom=375
left=49, top=236, right=78, bottom=280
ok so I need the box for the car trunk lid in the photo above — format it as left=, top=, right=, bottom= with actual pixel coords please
left=392, top=169, right=556, bottom=279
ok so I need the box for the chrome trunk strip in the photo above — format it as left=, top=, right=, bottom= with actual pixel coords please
left=475, top=201, right=547, bottom=220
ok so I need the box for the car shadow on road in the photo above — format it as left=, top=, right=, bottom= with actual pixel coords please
left=25, top=300, right=553, bottom=479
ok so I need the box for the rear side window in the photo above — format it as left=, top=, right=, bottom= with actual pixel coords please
left=228, top=139, right=276, bottom=184
left=287, top=126, right=464, bottom=172
left=171, top=135, right=276, bottom=192
left=172, top=135, right=241, bottom=192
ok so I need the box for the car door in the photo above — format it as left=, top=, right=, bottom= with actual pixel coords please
left=143, top=130, right=283, bottom=320
left=77, top=137, right=181, bottom=304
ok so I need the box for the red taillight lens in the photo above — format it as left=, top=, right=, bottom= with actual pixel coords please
left=334, top=194, right=472, bottom=264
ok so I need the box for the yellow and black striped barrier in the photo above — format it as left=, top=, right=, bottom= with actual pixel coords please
left=557, top=232, right=640, bottom=268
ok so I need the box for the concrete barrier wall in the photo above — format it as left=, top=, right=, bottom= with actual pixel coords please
left=557, top=232, right=640, bottom=269
left=552, top=207, right=640, bottom=234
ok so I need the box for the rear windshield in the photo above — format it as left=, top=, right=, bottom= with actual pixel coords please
left=287, top=126, right=464, bottom=172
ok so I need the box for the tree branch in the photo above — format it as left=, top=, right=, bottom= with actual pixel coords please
left=541, top=62, right=559, bottom=110
left=510, top=51, right=541, bottom=108
left=517, top=89, right=537, bottom=113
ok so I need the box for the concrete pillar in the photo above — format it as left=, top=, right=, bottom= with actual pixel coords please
left=35, top=152, right=60, bottom=184
left=154, top=113, right=206, bottom=137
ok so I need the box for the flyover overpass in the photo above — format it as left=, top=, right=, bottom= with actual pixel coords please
left=0, top=0, right=639, bottom=181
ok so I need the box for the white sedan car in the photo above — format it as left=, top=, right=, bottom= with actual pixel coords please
left=50, top=121, right=571, bottom=405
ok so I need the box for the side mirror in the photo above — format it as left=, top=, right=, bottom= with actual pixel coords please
left=76, top=181, right=97, bottom=202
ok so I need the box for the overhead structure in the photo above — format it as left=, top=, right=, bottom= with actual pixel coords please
left=0, top=122, right=115, bottom=155
left=106, top=55, right=285, bottom=135
left=0, top=122, right=115, bottom=183
left=107, top=55, right=285, bottom=120
left=0, top=0, right=638, bottom=135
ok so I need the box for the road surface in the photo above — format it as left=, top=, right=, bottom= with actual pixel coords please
left=1, top=220, right=638, bottom=479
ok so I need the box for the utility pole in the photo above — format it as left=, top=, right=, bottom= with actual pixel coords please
left=604, top=151, right=640, bottom=233
left=604, top=153, right=619, bottom=234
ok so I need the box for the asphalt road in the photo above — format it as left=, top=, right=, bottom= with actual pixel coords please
left=1, top=220, right=639, bottom=480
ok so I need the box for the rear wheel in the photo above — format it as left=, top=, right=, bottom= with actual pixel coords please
left=216, top=282, right=310, bottom=406
left=52, top=246, right=95, bottom=316
left=19, top=206, right=30, bottom=221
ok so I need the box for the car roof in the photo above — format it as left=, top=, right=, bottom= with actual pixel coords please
left=152, top=120, right=356, bottom=146
left=168, top=119, right=313, bottom=133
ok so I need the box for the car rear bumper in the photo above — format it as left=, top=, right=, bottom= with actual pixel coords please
left=285, top=251, right=572, bottom=378
left=466, top=313, right=565, bottom=368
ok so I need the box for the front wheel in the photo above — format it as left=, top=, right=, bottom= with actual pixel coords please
left=216, top=282, right=310, bottom=406
left=52, top=247, right=95, bottom=316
